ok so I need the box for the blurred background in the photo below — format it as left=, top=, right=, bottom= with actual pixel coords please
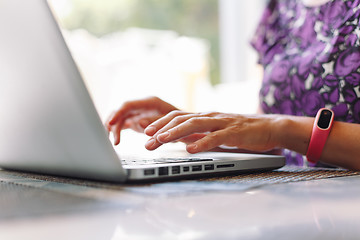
left=49, top=0, right=266, bottom=122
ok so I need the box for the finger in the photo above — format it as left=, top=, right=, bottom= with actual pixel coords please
left=138, top=119, right=151, bottom=129
left=110, top=123, right=122, bottom=145
left=110, top=111, right=147, bottom=139
left=124, top=114, right=163, bottom=133
left=186, top=129, right=229, bottom=153
left=144, top=110, right=190, bottom=136
left=105, top=111, right=117, bottom=131
left=110, top=111, right=164, bottom=144
left=145, top=137, right=163, bottom=151
left=177, top=133, right=206, bottom=144
left=108, top=97, right=176, bottom=125
left=139, top=114, right=164, bottom=129
left=123, top=118, right=146, bottom=133
left=111, top=117, right=141, bottom=145
left=145, top=133, right=207, bottom=151
left=108, top=101, right=147, bottom=126
left=156, top=117, right=226, bottom=144
left=106, top=111, right=131, bottom=138
left=153, top=112, right=221, bottom=137
left=144, top=112, right=191, bottom=150
left=105, top=122, right=111, bottom=132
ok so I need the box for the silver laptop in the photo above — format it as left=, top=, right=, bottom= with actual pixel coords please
left=0, top=0, right=285, bottom=182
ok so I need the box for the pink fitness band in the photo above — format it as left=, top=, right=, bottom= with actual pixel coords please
left=306, top=108, right=334, bottom=164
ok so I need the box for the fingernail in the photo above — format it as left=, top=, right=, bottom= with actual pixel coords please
left=157, top=132, right=170, bottom=142
left=145, top=138, right=156, bottom=149
left=144, top=126, right=156, bottom=136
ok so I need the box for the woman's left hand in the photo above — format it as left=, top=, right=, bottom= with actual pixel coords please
left=143, top=111, right=281, bottom=154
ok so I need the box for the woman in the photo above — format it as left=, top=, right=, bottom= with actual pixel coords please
left=106, top=0, right=360, bottom=170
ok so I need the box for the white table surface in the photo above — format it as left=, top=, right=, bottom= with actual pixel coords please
left=0, top=169, right=359, bottom=240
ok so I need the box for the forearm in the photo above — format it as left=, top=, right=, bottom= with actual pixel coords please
left=144, top=109, right=360, bottom=170
left=321, top=121, right=360, bottom=170
left=275, top=116, right=360, bottom=170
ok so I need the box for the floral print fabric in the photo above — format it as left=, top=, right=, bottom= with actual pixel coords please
left=251, top=0, right=360, bottom=165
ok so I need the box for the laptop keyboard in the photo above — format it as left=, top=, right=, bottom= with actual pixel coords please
left=121, top=157, right=214, bottom=165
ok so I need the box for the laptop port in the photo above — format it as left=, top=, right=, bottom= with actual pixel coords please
left=192, top=165, right=202, bottom=172
left=172, top=166, right=180, bottom=174
left=204, top=164, right=214, bottom=171
left=158, top=167, right=169, bottom=176
left=217, top=164, right=235, bottom=169
left=144, top=169, right=155, bottom=176
left=183, top=166, right=190, bottom=172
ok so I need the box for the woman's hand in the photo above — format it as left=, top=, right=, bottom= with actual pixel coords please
left=107, top=102, right=360, bottom=170
left=143, top=111, right=282, bottom=153
left=106, top=97, right=178, bottom=145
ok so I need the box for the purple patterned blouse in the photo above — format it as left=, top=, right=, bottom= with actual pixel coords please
left=251, top=0, right=360, bottom=166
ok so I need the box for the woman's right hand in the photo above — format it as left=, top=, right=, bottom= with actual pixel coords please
left=106, top=96, right=179, bottom=145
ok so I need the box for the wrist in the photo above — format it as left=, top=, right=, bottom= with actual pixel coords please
left=267, top=115, right=291, bottom=149
left=273, top=115, right=314, bottom=153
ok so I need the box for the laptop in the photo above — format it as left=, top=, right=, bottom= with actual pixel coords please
left=0, top=0, right=285, bottom=182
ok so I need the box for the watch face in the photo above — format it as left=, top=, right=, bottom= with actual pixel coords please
left=317, top=109, right=333, bottom=129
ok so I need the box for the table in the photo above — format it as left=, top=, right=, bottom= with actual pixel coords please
left=0, top=166, right=359, bottom=240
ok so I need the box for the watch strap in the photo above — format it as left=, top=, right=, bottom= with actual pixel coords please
left=306, top=108, right=334, bottom=164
